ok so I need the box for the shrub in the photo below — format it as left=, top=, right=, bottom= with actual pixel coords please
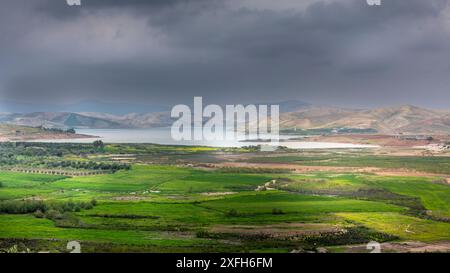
left=3, top=245, right=31, bottom=253
left=225, top=209, right=239, bottom=217
left=0, top=200, right=47, bottom=214
left=34, top=210, right=45, bottom=218
left=0, top=182, right=3, bottom=188
left=45, top=209, right=63, bottom=220
left=90, top=199, right=97, bottom=206
left=195, top=230, right=222, bottom=239
left=83, top=203, right=93, bottom=210
left=0, top=200, right=95, bottom=216
left=93, top=140, right=105, bottom=149
left=196, top=230, right=210, bottom=238
left=272, top=208, right=285, bottom=215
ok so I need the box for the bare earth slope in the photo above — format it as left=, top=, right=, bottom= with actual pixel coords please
left=280, top=105, right=450, bottom=134
left=1, top=104, right=450, bottom=134
left=0, top=124, right=93, bottom=142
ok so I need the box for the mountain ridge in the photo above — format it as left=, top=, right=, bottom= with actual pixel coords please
left=1, top=104, right=449, bottom=134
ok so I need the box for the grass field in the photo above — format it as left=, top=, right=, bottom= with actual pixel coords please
left=280, top=174, right=450, bottom=218
left=337, top=212, right=450, bottom=242
left=1, top=144, right=449, bottom=253
left=248, top=154, right=450, bottom=174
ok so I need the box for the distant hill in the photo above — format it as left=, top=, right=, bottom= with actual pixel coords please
left=280, top=105, right=450, bottom=134
left=0, top=111, right=172, bottom=129
left=0, top=124, right=92, bottom=142
left=1, top=104, right=449, bottom=134
left=78, top=112, right=172, bottom=128
left=0, top=112, right=126, bottom=129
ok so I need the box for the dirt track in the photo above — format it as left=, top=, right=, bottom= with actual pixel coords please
left=210, top=223, right=341, bottom=238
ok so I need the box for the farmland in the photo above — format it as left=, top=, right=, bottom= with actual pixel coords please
left=0, top=142, right=449, bottom=253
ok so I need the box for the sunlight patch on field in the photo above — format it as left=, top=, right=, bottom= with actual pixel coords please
left=337, top=212, right=450, bottom=242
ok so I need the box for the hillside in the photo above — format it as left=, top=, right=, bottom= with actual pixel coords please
left=79, top=112, right=172, bottom=129
left=0, top=111, right=173, bottom=130
left=0, top=124, right=93, bottom=142
left=280, top=105, right=450, bottom=134
left=1, top=104, right=450, bottom=134
left=0, top=112, right=128, bottom=129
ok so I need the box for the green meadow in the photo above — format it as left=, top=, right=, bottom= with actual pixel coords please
left=248, top=155, right=450, bottom=174
left=1, top=145, right=449, bottom=253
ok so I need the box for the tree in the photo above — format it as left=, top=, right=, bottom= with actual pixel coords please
left=93, top=140, right=104, bottom=149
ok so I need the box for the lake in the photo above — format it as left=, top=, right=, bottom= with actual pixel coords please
left=30, top=128, right=378, bottom=149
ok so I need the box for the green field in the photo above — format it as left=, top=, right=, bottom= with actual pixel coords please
left=248, top=154, right=450, bottom=174
left=1, top=143, right=449, bottom=253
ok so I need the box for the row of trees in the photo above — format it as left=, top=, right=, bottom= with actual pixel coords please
left=39, top=126, right=76, bottom=134
left=45, top=161, right=130, bottom=171
left=0, top=156, right=19, bottom=166
left=0, top=155, right=130, bottom=172
left=0, top=199, right=97, bottom=215
left=0, top=141, right=107, bottom=157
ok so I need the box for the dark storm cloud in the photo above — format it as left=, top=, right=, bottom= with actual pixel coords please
left=34, top=0, right=220, bottom=19
left=1, top=0, right=450, bottom=108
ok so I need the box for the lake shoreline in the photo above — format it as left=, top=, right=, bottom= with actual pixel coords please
left=22, top=128, right=379, bottom=149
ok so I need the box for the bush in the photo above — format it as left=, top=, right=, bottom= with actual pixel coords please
left=0, top=182, right=3, bottom=188
left=3, top=245, right=31, bottom=253
left=34, top=210, right=45, bottom=218
left=0, top=200, right=47, bottom=214
left=83, top=203, right=93, bottom=210
left=195, top=230, right=222, bottom=239
left=45, top=209, right=63, bottom=220
left=90, top=199, right=97, bottom=206
left=0, top=200, right=96, bottom=215
left=93, top=140, right=105, bottom=149
left=225, top=209, right=239, bottom=217
left=272, top=208, right=284, bottom=215
left=196, top=230, right=210, bottom=238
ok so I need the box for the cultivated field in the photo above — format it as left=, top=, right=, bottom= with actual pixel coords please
left=0, top=142, right=449, bottom=253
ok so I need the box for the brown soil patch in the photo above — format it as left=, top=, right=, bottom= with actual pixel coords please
left=307, top=134, right=436, bottom=148
left=200, top=192, right=236, bottom=196
left=210, top=223, right=341, bottom=238
left=110, top=196, right=149, bottom=201
left=214, top=162, right=450, bottom=180
left=5, top=133, right=95, bottom=142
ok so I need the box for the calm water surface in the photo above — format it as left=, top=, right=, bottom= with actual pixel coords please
left=30, top=128, right=378, bottom=149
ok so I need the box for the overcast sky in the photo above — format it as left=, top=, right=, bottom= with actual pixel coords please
left=1, top=0, right=450, bottom=109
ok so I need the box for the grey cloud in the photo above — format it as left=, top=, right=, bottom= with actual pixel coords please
left=1, top=0, right=450, bottom=109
